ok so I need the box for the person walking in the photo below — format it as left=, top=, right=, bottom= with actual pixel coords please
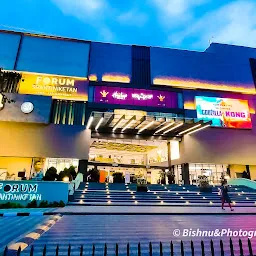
left=220, top=182, right=234, bottom=211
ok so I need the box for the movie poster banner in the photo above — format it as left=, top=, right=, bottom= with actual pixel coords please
left=18, top=72, right=88, bottom=101
left=195, top=96, right=252, bottom=129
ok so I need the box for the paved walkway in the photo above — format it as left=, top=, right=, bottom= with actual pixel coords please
left=54, top=205, right=256, bottom=215
left=21, top=215, right=256, bottom=255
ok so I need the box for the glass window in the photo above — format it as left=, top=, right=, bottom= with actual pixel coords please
left=16, top=36, right=90, bottom=77
left=0, top=32, right=21, bottom=70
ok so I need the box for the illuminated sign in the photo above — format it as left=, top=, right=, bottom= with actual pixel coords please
left=0, top=93, right=4, bottom=110
left=18, top=72, right=88, bottom=101
left=94, top=86, right=178, bottom=108
left=21, top=102, right=34, bottom=114
left=0, top=183, right=41, bottom=201
left=196, top=96, right=252, bottom=129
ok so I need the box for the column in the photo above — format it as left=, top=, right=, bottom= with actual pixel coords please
left=246, top=165, right=251, bottom=179
left=78, top=159, right=88, bottom=182
left=182, top=163, right=190, bottom=185
left=167, top=141, right=172, bottom=172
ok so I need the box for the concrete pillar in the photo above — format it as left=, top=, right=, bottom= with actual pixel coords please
left=246, top=165, right=251, bottom=179
left=78, top=159, right=88, bottom=182
left=167, top=141, right=172, bottom=172
left=182, top=163, right=190, bottom=185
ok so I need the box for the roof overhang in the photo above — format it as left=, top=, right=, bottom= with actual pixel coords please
left=87, top=111, right=211, bottom=139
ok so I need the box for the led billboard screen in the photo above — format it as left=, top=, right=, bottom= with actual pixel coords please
left=196, top=96, right=252, bottom=129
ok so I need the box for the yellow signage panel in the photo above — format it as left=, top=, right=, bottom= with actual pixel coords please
left=18, top=72, right=88, bottom=101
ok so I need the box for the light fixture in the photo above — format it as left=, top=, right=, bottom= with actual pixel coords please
left=157, top=196, right=160, bottom=199
left=63, top=176, right=69, bottom=182
left=86, top=115, right=94, bottom=129
left=155, top=122, right=174, bottom=134
left=107, top=192, right=109, bottom=194
left=187, top=190, right=189, bottom=192
left=95, top=116, right=104, bottom=130
left=154, top=192, right=156, bottom=194
left=176, top=192, right=179, bottom=195
left=107, top=201, right=111, bottom=204
left=233, top=201, right=236, bottom=205
left=107, top=196, right=110, bottom=198
left=134, top=201, right=138, bottom=204
left=186, top=124, right=211, bottom=135
left=113, top=115, right=125, bottom=132
left=180, top=196, right=184, bottom=199
left=138, top=120, right=155, bottom=133
left=163, top=123, right=184, bottom=134
left=197, top=193, right=200, bottom=195
left=131, top=192, right=134, bottom=194
left=178, top=124, right=201, bottom=135
left=246, top=197, right=249, bottom=200
left=160, top=201, right=164, bottom=204
left=185, top=201, right=189, bottom=204
left=209, top=201, right=213, bottom=205
left=203, top=197, right=206, bottom=199
left=132, top=196, right=135, bottom=199
left=235, top=188, right=237, bottom=191
left=238, top=193, right=241, bottom=196
left=122, top=116, right=136, bottom=132
left=79, top=200, right=83, bottom=204
left=81, top=195, right=84, bottom=198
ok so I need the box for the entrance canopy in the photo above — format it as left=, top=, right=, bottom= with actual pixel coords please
left=87, top=110, right=212, bottom=138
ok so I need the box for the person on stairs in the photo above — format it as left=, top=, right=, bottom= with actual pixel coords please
left=219, top=181, right=234, bottom=211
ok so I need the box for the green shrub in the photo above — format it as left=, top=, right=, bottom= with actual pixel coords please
left=0, top=202, right=24, bottom=209
left=27, top=200, right=37, bottom=208
left=113, top=172, right=124, bottom=183
left=39, top=200, right=49, bottom=208
left=43, top=167, right=58, bottom=181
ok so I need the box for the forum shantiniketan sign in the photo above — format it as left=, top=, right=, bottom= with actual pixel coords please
left=18, top=72, right=88, bottom=101
left=195, top=96, right=252, bottom=129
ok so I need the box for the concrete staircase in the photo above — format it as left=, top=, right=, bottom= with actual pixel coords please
left=68, top=182, right=256, bottom=206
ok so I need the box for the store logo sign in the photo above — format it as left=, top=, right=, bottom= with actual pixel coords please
left=112, top=91, right=128, bottom=100
left=132, top=93, right=153, bottom=100
left=0, top=183, right=42, bottom=201
left=21, top=102, right=34, bottom=114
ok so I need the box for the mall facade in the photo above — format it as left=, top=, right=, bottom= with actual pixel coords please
left=1, top=30, right=256, bottom=185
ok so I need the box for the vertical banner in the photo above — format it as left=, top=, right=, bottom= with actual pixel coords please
left=18, top=72, right=88, bottom=101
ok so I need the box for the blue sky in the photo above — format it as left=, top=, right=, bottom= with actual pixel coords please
left=0, top=0, right=256, bottom=51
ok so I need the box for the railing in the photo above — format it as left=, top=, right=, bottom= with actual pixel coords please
left=228, top=178, right=256, bottom=190
left=3, top=239, right=255, bottom=256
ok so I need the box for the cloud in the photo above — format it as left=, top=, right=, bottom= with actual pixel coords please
left=117, top=9, right=148, bottom=27
left=51, top=0, right=115, bottom=41
left=167, top=0, right=256, bottom=50
left=51, top=0, right=106, bottom=20
left=151, top=0, right=208, bottom=26
left=99, top=27, right=115, bottom=42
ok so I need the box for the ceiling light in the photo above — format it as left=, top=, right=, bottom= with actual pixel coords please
left=186, top=124, right=211, bottom=135
left=178, top=124, right=201, bottom=135
left=95, top=116, right=104, bottom=130
left=155, top=122, right=174, bottom=134
left=86, top=116, right=94, bottom=129
left=138, top=120, right=155, bottom=133
left=163, top=123, right=184, bottom=134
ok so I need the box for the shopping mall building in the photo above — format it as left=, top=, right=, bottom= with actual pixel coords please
left=1, top=30, right=256, bottom=185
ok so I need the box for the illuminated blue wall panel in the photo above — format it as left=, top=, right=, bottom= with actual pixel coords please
left=16, top=36, right=90, bottom=77
left=0, top=32, right=21, bottom=70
